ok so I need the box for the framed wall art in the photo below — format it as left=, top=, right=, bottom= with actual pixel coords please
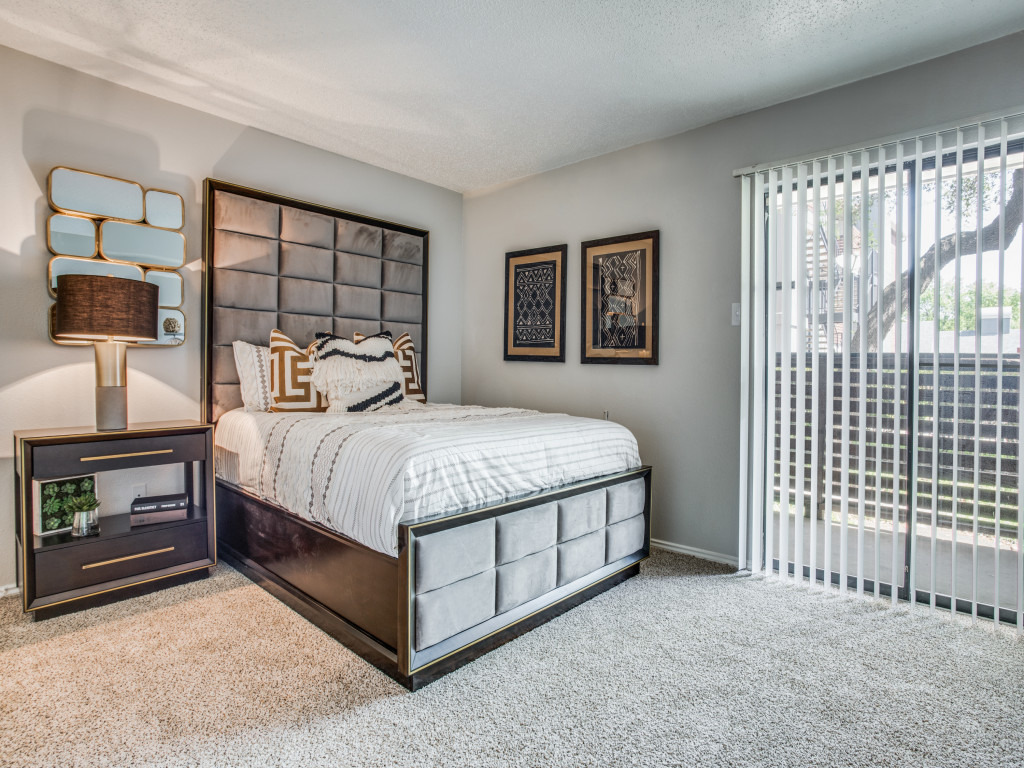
left=504, top=244, right=567, bottom=362
left=33, top=473, right=98, bottom=536
left=581, top=230, right=659, bottom=365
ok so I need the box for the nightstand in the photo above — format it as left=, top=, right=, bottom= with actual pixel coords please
left=14, top=420, right=216, bottom=619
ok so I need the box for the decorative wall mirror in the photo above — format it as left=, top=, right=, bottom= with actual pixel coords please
left=47, top=214, right=97, bottom=257
left=48, top=167, right=144, bottom=221
left=48, top=257, right=143, bottom=297
left=144, top=270, right=183, bottom=308
left=46, top=167, right=187, bottom=347
left=99, top=220, right=186, bottom=268
left=145, top=189, right=185, bottom=229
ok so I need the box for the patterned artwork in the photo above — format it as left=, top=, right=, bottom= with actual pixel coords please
left=582, top=231, right=659, bottom=365
left=504, top=245, right=567, bottom=362
left=597, top=249, right=643, bottom=349
left=513, top=262, right=557, bottom=346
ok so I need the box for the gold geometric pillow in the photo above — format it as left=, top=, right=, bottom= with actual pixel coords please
left=268, top=329, right=327, bottom=412
left=353, top=331, right=426, bottom=403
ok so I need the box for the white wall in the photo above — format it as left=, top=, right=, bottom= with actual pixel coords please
left=462, top=32, right=1024, bottom=563
left=0, top=45, right=463, bottom=587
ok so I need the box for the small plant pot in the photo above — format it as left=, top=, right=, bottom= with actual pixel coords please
left=71, top=508, right=100, bottom=537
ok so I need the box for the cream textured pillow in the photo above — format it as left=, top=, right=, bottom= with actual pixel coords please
left=268, top=329, right=327, bottom=412
left=353, top=331, right=426, bottom=403
left=232, top=340, right=272, bottom=412
left=309, top=331, right=404, bottom=412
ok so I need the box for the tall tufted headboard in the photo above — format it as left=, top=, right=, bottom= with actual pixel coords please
left=202, top=179, right=428, bottom=422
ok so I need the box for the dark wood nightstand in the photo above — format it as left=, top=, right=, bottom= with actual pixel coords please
left=14, top=420, right=216, bottom=619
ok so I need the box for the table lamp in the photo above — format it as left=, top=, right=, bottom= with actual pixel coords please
left=53, top=274, right=159, bottom=431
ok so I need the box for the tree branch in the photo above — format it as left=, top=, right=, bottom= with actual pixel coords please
left=850, top=167, right=1024, bottom=348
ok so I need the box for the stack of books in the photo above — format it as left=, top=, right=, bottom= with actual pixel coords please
left=130, top=493, right=189, bottom=526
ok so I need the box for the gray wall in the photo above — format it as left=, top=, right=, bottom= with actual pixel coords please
left=462, top=32, right=1024, bottom=562
left=0, top=45, right=463, bottom=588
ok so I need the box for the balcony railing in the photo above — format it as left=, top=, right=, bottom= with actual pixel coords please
left=772, top=352, right=1020, bottom=538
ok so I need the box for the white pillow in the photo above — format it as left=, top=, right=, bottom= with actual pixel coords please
left=309, top=331, right=404, bottom=412
left=353, top=331, right=426, bottom=403
left=232, top=340, right=272, bottom=412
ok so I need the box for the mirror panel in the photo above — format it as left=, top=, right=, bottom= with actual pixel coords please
left=144, top=269, right=183, bottom=308
left=48, top=257, right=143, bottom=296
left=100, top=220, right=186, bottom=268
left=139, top=308, right=185, bottom=346
left=47, top=214, right=97, bottom=257
left=48, top=167, right=144, bottom=222
left=145, top=190, right=184, bottom=230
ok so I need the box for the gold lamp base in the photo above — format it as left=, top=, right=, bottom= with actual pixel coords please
left=94, top=341, right=128, bottom=431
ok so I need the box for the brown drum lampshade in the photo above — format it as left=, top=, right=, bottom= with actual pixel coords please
left=54, top=274, right=159, bottom=341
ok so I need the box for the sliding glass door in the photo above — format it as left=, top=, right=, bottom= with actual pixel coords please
left=745, top=116, right=1024, bottom=627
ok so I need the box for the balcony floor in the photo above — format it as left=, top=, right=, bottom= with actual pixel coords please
left=768, top=512, right=1022, bottom=614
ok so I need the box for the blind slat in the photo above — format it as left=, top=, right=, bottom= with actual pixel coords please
left=780, top=164, right=794, bottom=580
left=795, top=161, right=808, bottom=584
left=892, top=139, right=904, bottom=606
left=840, top=153, right=854, bottom=594
left=765, top=167, right=779, bottom=576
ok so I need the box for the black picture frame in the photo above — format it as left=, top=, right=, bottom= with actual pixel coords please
left=581, top=230, right=659, bottom=365
left=504, top=244, right=568, bottom=362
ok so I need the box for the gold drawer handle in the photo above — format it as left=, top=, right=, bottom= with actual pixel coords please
left=82, top=547, right=175, bottom=570
left=81, top=449, right=173, bottom=462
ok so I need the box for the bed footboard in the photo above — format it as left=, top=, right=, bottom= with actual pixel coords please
left=397, top=467, right=651, bottom=688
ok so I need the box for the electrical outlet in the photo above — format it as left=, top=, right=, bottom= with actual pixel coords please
left=132, top=483, right=147, bottom=499
left=602, top=410, right=610, bottom=420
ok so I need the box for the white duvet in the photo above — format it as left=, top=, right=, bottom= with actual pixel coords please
left=214, top=403, right=641, bottom=556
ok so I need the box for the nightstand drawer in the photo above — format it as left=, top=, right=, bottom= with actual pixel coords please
left=33, top=433, right=207, bottom=478
left=34, top=520, right=209, bottom=597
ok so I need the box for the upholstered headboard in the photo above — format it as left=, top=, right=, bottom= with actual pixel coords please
left=202, top=179, right=428, bottom=422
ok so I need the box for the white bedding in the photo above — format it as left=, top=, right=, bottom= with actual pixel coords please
left=214, top=403, right=642, bottom=556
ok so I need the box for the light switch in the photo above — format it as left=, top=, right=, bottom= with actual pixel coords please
left=731, top=302, right=741, bottom=326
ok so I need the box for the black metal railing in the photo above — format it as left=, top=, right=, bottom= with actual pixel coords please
left=772, top=352, right=1020, bottom=537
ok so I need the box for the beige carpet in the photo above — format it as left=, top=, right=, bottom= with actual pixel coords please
left=1, top=550, right=1022, bottom=768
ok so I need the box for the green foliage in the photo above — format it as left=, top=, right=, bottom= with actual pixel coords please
left=940, top=171, right=1001, bottom=231
left=920, top=281, right=1021, bottom=331
left=38, top=475, right=97, bottom=533
left=64, top=493, right=100, bottom=513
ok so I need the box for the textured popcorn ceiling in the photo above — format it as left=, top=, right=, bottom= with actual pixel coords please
left=1, top=1, right=1023, bottom=193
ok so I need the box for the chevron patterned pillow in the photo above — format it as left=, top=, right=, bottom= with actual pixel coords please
left=309, top=331, right=405, bottom=412
left=353, top=331, right=426, bottom=404
left=232, top=340, right=272, bottom=412
left=268, top=329, right=327, bottom=412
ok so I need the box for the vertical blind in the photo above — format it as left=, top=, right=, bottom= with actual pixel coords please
left=739, top=113, right=1024, bottom=629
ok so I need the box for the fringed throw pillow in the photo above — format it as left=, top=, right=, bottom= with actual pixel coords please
left=268, top=329, right=327, bottom=412
left=309, top=331, right=405, bottom=412
left=353, top=331, right=426, bottom=403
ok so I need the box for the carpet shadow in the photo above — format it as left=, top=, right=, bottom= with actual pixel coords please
left=0, top=563, right=248, bottom=652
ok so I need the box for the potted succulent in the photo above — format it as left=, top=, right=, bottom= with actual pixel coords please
left=67, top=492, right=101, bottom=537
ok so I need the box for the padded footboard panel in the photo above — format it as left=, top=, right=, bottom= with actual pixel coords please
left=412, top=476, right=648, bottom=652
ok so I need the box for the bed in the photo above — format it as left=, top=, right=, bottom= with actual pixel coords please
left=202, top=179, right=652, bottom=689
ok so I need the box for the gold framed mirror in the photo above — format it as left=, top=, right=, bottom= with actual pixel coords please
left=48, top=167, right=144, bottom=222
left=45, top=166, right=187, bottom=347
